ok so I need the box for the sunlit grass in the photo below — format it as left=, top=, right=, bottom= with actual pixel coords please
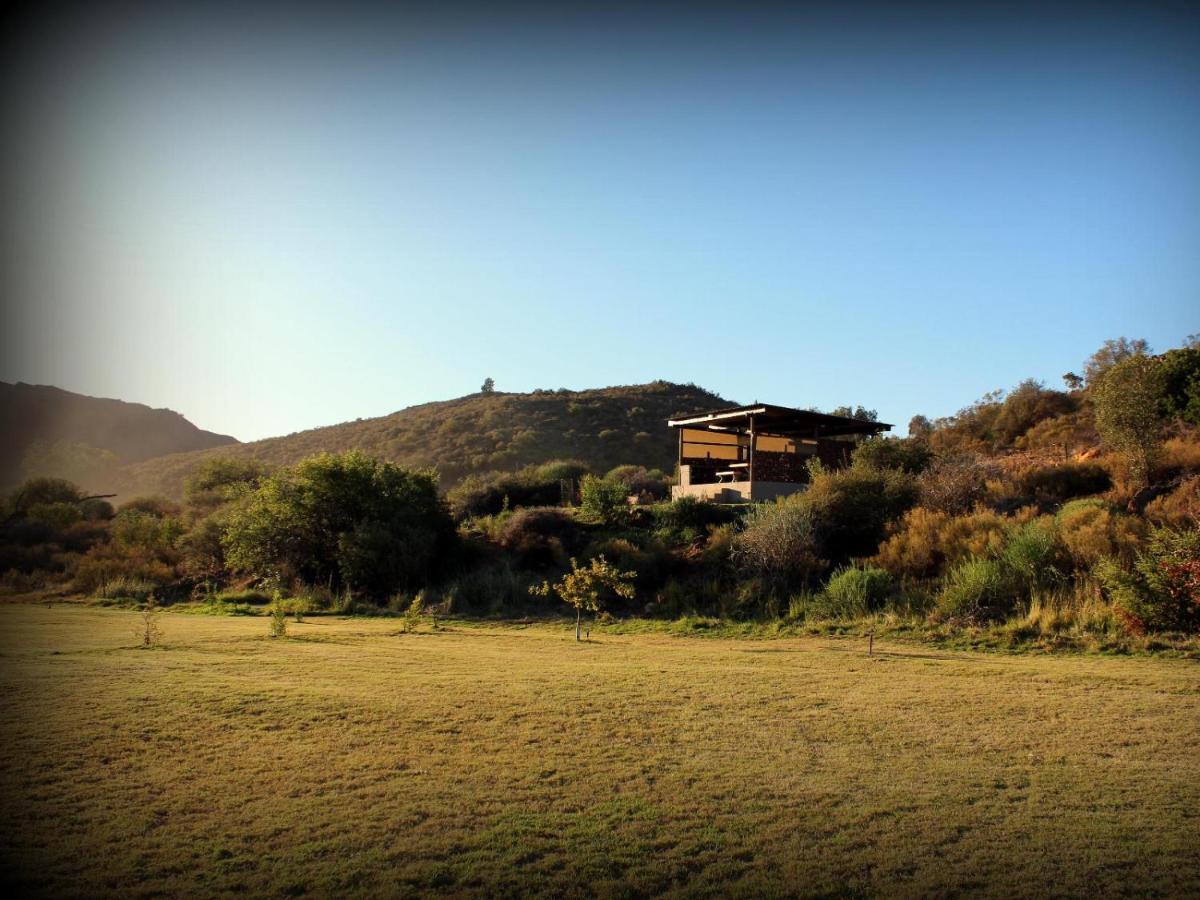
left=0, top=605, right=1197, bottom=896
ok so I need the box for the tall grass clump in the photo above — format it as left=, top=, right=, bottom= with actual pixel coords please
left=822, top=566, right=894, bottom=617
left=937, top=557, right=1014, bottom=622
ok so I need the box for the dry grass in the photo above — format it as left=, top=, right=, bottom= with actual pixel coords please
left=1, top=606, right=1198, bottom=897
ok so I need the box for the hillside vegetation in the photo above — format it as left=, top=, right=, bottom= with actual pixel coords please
left=107, top=381, right=728, bottom=499
left=0, top=382, right=237, bottom=491
left=3, top=335, right=1198, bottom=655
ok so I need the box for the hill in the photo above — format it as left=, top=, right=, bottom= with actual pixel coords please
left=108, top=381, right=730, bottom=499
left=0, top=382, right=238, bottom=490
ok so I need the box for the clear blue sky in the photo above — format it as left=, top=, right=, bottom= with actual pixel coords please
left=2, top=3, right=1197, bottom=440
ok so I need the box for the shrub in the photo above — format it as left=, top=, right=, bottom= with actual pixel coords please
left=222, top=451, right=455, bottom=598
left=651, top=496, right=736, bottom=538
left=851, top=438, right=933, bottom=474
left=74, top=545, right=177, bottom=594
left=112, top=509, right=184, bottom=551
left=1144, top=476, right=1200, bottom=529
left=873, top=507, right=1008, bottom=579
left=446, top=460, right=590, bottom=519
left=918, top=455, right=993, bottom=514
left=1001, top=519, right=1063, bottom=592
left=800, top=464, right=918, bottom=562
left=823, top=566, right=894, bottom=617
left=1017, top=462, right=1111, bottom=505
left=936, top=557, right=1015, bottom=621
left=1055, top=500, right=1147, bottom=570
left=79, top=498, right=115, bottom=521
left=95, top=576, right=157, bottom=602
left=184, top=457, right=268, bottom=511
left=579, top=474, right=628, bottom=524
left=444, top=562, right=535, bottom=614
left=117, top=496, right=181, bottom=519
left=496, top=506, right=583, bottom=567
left=732, top=499, right=823, bottom=583
left=25, top=502, right=81, bottom=531
left=6, top=478, right=83, bottom=515
left=1096, top=528, right=1200, bottom=634
left=604, top=465, right=671, bottom=500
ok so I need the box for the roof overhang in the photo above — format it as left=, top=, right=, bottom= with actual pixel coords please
left=669, top=404, right=891, bottom=439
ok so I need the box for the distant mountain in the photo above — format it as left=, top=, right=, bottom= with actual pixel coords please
left=1, top=382, right=238, bottom=490
left=109, top=382, right=730, bottom=499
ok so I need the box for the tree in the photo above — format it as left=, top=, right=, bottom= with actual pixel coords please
left=533, top=556, right=636, bottom=641
left=1157, top=347, right=1200, bottom=427
left=1084, top=337, right=1150, bottom=386
left=1062, top=372, right=1084, bottom=391
left=222, top=451, right=455, bottom=597
left=907, top=415, right=933, bottom=440
left=1091, top=355, right=1165, bottom=488
left=829, top=405, right=878, bottom=421
left=480, top=377, right=495, bottom=393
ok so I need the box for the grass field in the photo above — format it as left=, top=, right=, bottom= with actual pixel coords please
left=0, top=606, right=1197, bottom=897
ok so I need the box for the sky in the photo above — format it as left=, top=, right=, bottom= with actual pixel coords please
left=1, top=2, right=1197, bottom=440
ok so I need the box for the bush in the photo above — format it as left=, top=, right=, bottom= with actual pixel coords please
left=1017, top=462, right=1111, bottom=505
left=1144, top=476, right=1200, bottom=529
left=496, top=506, right=584, bottom=567
left=444, top=562, right=536, bottom=614
left=604, top=465, right=671, bottom=500
left=74, top=544, right=177, bottom=594
left=184, top=457, right=268, bottom=511
left=936, top=557, right=1015, bottom=621
left=579, top=474, right=628, bottom=524
left=1096, top=528, right=1200, bottom=634
left=112, top=509, right=184, bottom=551
left=873, top=507, right=1008, bottom=579
left=222, top=451, right=455, bottom=598
left=79, top=498, right=115, bottom=521
left=651, top=496, right=736, bottom=538
left=25, top=502, right=81, bottom=531
left=918, top=455, right=993, bottom=514
left=117, top=496, right=181, bottom=519
left=852, top=438, right=933, bottom=474
left=6, top=478, right=83, bottom=515
left=1055, top=500, right=1146, bottom=570
left=446, top=460, right=590, bottom=519
left=1001, top=519, right=1063, bottom=592
left=733, top=498, right=823, bottom=583
left=823, top=566, right=894, bottom=616
left=95, top=576, right=157, bottom=602
left=800, top=464, right=918, bottom=562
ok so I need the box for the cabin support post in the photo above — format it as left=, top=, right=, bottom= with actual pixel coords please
left=748, top=414, right=756, bottom=485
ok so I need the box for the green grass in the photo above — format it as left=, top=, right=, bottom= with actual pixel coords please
left=1, top=604, right=1198, bottom=896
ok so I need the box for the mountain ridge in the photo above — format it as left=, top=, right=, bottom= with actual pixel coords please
left=1, top=381, right=239, bottom=490
left=105, top=381, right=732, bottom=499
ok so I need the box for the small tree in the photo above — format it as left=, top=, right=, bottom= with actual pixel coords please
left=269, top=592, right=288, bottom=638
left=1092, top=355, right=1165, bottom=488
left=533, top=556, right=636, bottom=641
left=579, top=474, right=628, bottom=524
left=136, top=594, right=163, bottom=648
left=402, top=593, right=423, bottom=633
left=481, top=377, right=495, bottom=394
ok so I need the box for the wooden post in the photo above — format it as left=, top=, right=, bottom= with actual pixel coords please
left=748, top=415, right=756, bottom=486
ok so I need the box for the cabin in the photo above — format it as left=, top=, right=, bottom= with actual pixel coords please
left=669, top=404, right=891, bottom=502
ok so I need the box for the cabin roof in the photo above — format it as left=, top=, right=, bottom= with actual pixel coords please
left=667, top=404, right=892, bottom=438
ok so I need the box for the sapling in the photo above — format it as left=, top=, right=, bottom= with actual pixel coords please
left=136, top=593, right=163, bottom=648
left=533, top=556, right=636, bottom=641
